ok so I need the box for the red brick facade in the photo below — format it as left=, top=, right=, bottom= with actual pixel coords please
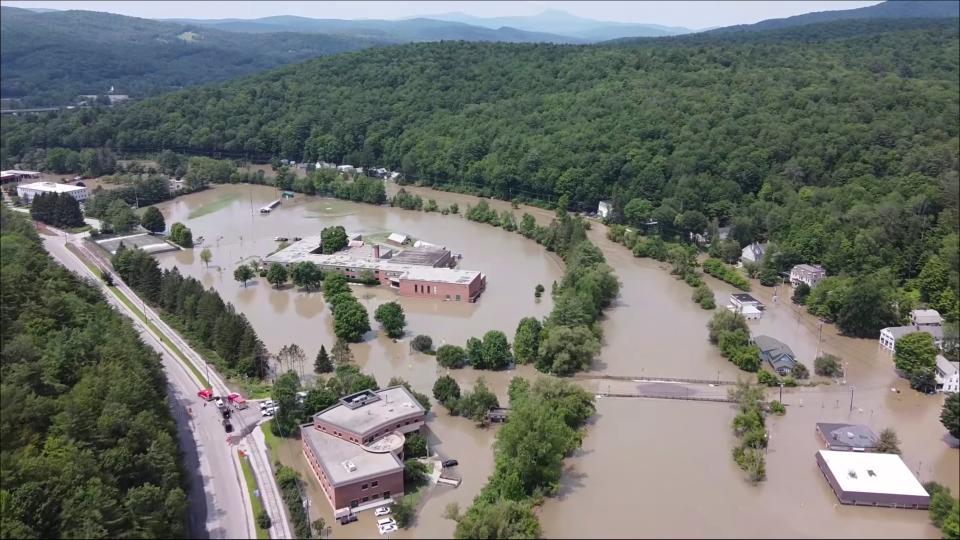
left=302, top=440, right=404, bottom=509
left=398, top=274, right=486, bottom=302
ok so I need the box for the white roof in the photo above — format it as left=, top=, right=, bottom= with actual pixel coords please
left=1, top=169, right=40, bottom=175
left=18, top=181, right=84, bottom=193
left=911, top=309, right=943, bottom=325
left=301, top=427, right=402, bottom=487
left=315, top=386, right=425, bottom=436
left=387, top=233, right=407, bottom=244
left=818, top=450, right=928, bottom=497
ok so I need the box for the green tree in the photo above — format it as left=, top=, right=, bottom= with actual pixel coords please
left=791, top=282, right=811, bottom=305
left=876, top=427, right=901, bottom=454
left=403, top=433, right=428, bottom=458
left=894, top=332, right=937, bottom=377
left=331, top=338, right=353, bottom=366
left=942, top=499, right=960, bottom=539
left=436, top=344, right=467, bottom=369
left=320, top=225, right=348, bottom=254
left=433, top=375, right=461, bottom=405
left=314, top=345, right=333, bottom=374
left=271, top=370, right=302, bottom=437
left=200, top=248, right=212, bottom=268
left=623, top=198, right=653, bottom=227
left=536, top=325, right=600, bottom=376
left=478, top=330, right=512, bottom=370
left=457, top=378, right=499, bottom=422
left=323, top=272, right=350, bottom=298
left=374, top=301, right=406, bottom=338
left=942, top=393, right=960, bottom=440
left=233, top=264, right=254, bottom=288
left=140, top=206, right=165, bottom=233
left=454, top=499, right=541, bottom=540
left=266, top=263, right=288, bottom=288
left=290, top=261, right=323, bottom=291
left=790, top=362, right=810, bottom=380
left=332, top=300, right=370, bottom=342
left=168, top=222, right=193, bottom=247
left=392, top=496, right=417, bottom=529
left=106, top=199, right=138, bottom=233
left=708, top=310, right=749, bottom=344
left=513, top=317, right=542, bottom=365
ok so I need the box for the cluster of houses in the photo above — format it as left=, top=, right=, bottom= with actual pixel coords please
left=314, top=161, right=401, bottom=181
left=877, top=308, right=956, bottom=393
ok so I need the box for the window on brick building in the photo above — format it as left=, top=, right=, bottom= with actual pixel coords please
left=362, top=483, right=368, bottom=490
left=372, top=481, right=378, bottom=487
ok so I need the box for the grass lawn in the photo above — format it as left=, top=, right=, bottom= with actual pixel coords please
left=239, top=451, right=271, bottom=540
left=67, top=224, right=92, bottom=233
left=188, top=193, right=240, bottom=219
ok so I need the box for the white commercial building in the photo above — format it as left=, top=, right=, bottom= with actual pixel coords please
left=16, top=181, right=88, bottom=203
left=815, top=450, right=930, bottom=509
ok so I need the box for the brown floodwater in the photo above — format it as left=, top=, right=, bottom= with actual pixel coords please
left=153, top=184, right=957, bottom=538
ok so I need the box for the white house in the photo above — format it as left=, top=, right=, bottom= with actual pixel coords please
left=727, top=293, right=764, bottom=319
left=879, top=325, right=944, bottom=352
left=790, top=264, right=827, bottom=288
left=17, top=181, right=88, bottom=203
left=740, top=242, right=766, bottom=265
left=598, top=200, right=613, bottom=220
left=911, top=309, right=943, bottom=327
left=935, top=355, right=959, bottom=393
left=387, top=233, right=408, bottom=245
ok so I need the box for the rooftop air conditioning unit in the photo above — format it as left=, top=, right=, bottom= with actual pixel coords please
left=343, top=460, right=357, bottom=472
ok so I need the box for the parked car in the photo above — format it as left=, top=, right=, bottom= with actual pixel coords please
left=223, top=419, right=233, bottom=433
left=259, top=400, right=275, bottom=411
left=442, top=459, right=459, bottom=468
left=220, top=407, right=231, bottom=420
left=261, top=407, right=276, bottom=417
left=374, top=506, right=391, bottom=517
left=197, top=388, right=214, bottom=401
left=377, top=517, right=397, bottom=535
left=338, top=514, right=358, bottom=525
left=214, top=396, right=225, bottom=408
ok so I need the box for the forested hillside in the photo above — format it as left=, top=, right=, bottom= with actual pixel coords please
left=0, top=207, right=188, bottom=537
left=2, top=19, right=958, bottom=311
left=0, top=7, right=381, bottom=106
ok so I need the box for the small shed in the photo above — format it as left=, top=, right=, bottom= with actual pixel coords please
left=387, top=233, right=408, bottom=245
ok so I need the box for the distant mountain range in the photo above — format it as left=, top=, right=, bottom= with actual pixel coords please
left=419, top=9, right=696, bottom=40
left=709, top=0, right=958, bottom=33
left=165, top=15, right=587, bottom=44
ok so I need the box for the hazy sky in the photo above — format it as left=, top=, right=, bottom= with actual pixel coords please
left=1, top=1, right=883, bottom=29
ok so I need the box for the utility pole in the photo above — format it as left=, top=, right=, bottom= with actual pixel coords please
left=849, top=385, right=855, bottom=412
left=779, top=383, right=783, bottom=403
left=816, top=322, right=823, bottom=358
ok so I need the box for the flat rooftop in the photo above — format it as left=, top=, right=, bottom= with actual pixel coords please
left=265, top=236, right=480, bottom=285
left=18, top=181, right=84, bottom=193
left=314, top=386, right=425, bottom=437
left=731, top=293, right=761, bottom=304
left=390, top=247, right=449, bottom=267
left=301, top=425, right=402, bottom=487
left=818, top=450, right=928, bottom=497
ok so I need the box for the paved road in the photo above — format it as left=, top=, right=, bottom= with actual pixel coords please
left=39, top=230, right=263, bottom=539
left=69, top=233, right=293, bottom=540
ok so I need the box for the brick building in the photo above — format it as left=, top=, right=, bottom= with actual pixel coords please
left=264, top=234, right=487, bottom=302
left=301, top=387, right=427, bottom=513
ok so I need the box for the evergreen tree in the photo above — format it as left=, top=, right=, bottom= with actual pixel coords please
left=140, top=206, right=166, bottom=233
left=314, top=345, right=333, bottom=374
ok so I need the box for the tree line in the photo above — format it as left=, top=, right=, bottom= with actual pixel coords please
left=449, top=378, right=595, bottom=538
left=28, top=191, right=84, bottom=229
left=110, top=245, right=269, bottom=378
left=0, top=206, right=188, bottom=538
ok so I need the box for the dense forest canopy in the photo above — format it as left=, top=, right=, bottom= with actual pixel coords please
left=2, top=18, right=958, bottom=289
left=0, top=207, right=188, bottom=538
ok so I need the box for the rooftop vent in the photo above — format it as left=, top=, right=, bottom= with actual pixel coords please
left=848, top=470, right=857, bottom=479
left=343, top=460, right=357, bottom=472
left=867, top=469, right=876, bottom=477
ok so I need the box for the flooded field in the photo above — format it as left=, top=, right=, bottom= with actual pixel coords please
left=152, top=183, right=957, bottom=538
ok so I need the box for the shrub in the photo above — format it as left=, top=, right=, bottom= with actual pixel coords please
left=790, top=362, right=810, bottom=380
left=757, top=370, right=780, bottom=386
left=257, top=511, right=272, bottom=530
left=792, top=282, right=811, bottom=304
left=436, top=344, right=467, bottom=368
left=411, top=334, right=433, bottom=352
left=814, top=354, right=843, bottom=377
left=702, top=258, right=752, bottom=291
left=770, top=401, right=786, bottom=415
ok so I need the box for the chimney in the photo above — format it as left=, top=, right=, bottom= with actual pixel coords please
left=373, top=244, right=380, bottom=260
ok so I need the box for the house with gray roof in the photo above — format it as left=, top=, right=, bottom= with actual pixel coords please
left=879, top=325, right=943, bottom=352
left=740, top=242, right=766, bottom=265
left=816, top=423, right=879, bottom=452
left=752, top=335, right=797, bottom=376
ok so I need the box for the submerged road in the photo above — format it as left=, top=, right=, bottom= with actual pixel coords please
left=40, top=229, right=264, bottom=539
